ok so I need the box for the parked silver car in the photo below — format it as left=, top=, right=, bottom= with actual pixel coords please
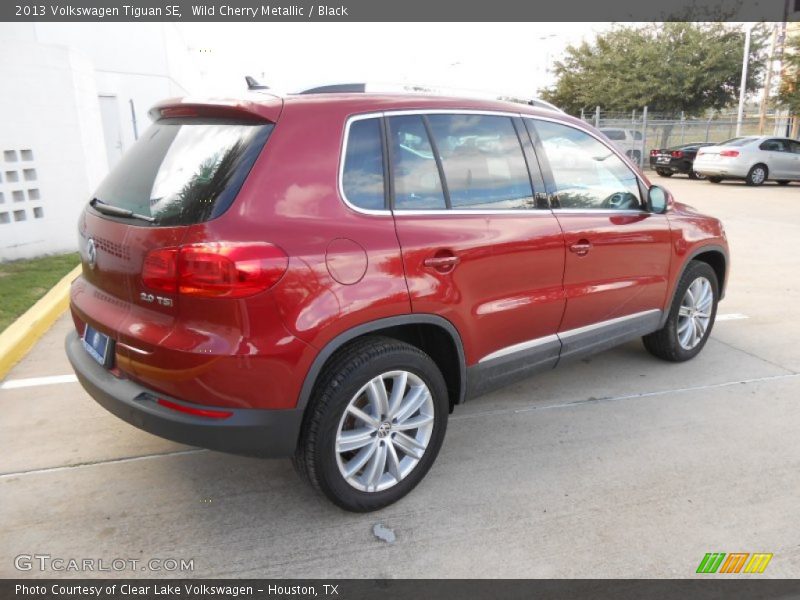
left=693, top=136, right=800, bottom=186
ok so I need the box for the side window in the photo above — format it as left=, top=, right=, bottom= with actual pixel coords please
left=426, top=114, right=534, bottom=210
left=530, top=119, right=642, bottom=211
left=759, top=139, right=787, bottom=152
left=342, top=118, right=385, bottom=210
left=789, top=140, right=800, bottom=155
left=387, top=115, right=447, bottom=210
left=602, top=130, right=625, bottom=141
left=632, top=131, right=643, bottom=140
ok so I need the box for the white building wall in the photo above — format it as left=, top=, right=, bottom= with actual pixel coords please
left=0, top=23, right=200, bottom=261
left=0, top=39, right=107, bottom=260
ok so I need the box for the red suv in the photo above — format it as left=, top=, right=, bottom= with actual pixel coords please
left=66, top=92, right=728, bottom=511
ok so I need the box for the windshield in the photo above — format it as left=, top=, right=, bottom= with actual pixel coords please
left=91, top=118, right=272, bottom=226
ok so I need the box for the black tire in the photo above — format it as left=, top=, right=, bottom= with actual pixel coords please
left=293, top=336, right=449, bottom=512
left=643, top=261, right=719, bottom=362
left=708, top=177, right=722, bottom=184
left=746, top=164, right=768, bottom=186
left=688, top=170, right=705, bottom=180
left=777, top=180, right=790, bottom=186
left=656, top=169, right=672, bottom=177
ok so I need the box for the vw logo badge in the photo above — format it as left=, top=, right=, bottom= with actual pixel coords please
left=86, top=238, right=97, bottom=269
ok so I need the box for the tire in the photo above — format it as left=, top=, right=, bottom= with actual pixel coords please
left=688, top=170, right=705, bottom=180
left=656, top=169, right=672, bottom=177
left=643, top=261, right=719, bottom=362
left=293, top=336, right=449, bottom=512
left=708, top=177, right=722, bottom=184
left=746, top=164, right=768, bottom=186
left=777, top=180, right=790, bottom=186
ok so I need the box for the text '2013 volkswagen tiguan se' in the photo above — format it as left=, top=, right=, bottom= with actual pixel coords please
left=66, top=91, right=729, bottom=511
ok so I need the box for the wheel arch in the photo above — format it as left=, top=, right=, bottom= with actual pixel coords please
left=659, top=244, right=728, bottom=328
left=296, top=315, right=467, bottom=413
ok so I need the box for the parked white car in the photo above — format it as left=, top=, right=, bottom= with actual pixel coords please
left=599, top=128, right=644, bottom=163
left=693, top=136, right=800, bottom=186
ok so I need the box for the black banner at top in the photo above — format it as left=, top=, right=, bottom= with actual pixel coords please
left=2, top=0, right=799, bottom=22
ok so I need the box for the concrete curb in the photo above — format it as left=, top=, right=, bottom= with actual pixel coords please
left=0, top=264, right=81, bottom=380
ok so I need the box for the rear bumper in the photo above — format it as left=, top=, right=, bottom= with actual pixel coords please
left=693, top=158, right=749, bottom=177
left=66, top=331, right=303, bottom=458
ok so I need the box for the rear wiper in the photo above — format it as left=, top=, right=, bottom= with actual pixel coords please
left=90, top=198, right=155, bottom=223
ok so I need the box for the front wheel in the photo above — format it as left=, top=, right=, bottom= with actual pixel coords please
left=643, top=261, right=719, bottom=362
left=688, top=170, right=706, bottom=180
left=293, top=337, right=449, bottom=512
left=708, top=177, right=722, bottom=183
left=746, top=164, right=768, bottom=186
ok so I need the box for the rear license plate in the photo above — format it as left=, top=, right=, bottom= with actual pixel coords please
left=657, top=156, right=671, bottom=164
left=82, top=325, right=113, bottom=367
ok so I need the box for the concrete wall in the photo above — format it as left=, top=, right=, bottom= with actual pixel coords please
left=0, top=24, right=200, bottom=261
left=0, top=39, right=107, bottom=261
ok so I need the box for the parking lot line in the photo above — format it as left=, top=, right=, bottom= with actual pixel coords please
left=0, top=374, right=78, bottom=390
left=0, top=448, right=207, bottom=479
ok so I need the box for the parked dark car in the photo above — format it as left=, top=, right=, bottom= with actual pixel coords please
left=650, top=142, right=715, bottom=179
left=66, top=92, right=729, bottom=511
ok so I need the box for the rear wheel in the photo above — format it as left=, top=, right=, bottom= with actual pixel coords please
left=708, top=177, right=722, bottom=184
left=746, top=164, right=768, bottom=186
left=777, top=180, right=790, bottom=186
left=643, top=261, right=719, bottom=362
left=656, top=169, right=672, bottom=177
left=293, top=337, right=449, bottom=512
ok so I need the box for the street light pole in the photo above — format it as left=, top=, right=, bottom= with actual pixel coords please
left=736, top=23, right=753, bottom=137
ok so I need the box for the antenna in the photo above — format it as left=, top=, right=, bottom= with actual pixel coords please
left=245, top=76, right=270, bottom=90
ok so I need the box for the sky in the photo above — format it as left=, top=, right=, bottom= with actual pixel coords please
left=178, top=22, right=613, bottom=99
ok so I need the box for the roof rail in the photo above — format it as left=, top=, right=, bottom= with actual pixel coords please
left=296, top=82, right=564, bottom=113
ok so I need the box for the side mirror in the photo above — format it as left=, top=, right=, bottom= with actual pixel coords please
left=648, top=185, right=670, bottom=214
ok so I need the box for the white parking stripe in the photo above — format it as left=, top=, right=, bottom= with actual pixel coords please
left=0, top=374, right=78, bottom=390
left=716, top=313, right=749, bottom=321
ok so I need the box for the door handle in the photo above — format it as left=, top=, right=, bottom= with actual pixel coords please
left=569, top=240, right=592, bottom=256
left=423, top=254, right=460, bottom=273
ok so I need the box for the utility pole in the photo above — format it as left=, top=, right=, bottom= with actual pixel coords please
left=758, top=24, right=779, bottom=135
left=736, top=23, right=753, bottom=137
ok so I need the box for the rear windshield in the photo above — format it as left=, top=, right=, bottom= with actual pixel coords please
left=719, top=137, right=757, bottom=147
left=91, top=118, right=273, bottom=226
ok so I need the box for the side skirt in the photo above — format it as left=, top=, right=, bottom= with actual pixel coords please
left=464, top=309, right=661, bottom=401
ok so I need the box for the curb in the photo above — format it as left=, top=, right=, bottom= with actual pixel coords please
left=0, top=264, right=81, bottom=380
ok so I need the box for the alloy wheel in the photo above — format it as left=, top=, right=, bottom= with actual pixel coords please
left=335, top=370, right=434, bottom=492
left=677, top=276, right=713, bottom=350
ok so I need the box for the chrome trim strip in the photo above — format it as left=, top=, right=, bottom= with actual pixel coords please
left=557, top=309, right=662, bottom=340
left=116, top=342, right=153, bottom=356
left=551, top=209, right=650, bottom=215
left=394, top=209, right=554, bottom=217
left=479, top=334, right=559, bottom=364
left=478, top=309, right=662, bottom=364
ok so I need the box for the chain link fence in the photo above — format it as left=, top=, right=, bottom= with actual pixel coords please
left=579, top=108, right=798, bottom=170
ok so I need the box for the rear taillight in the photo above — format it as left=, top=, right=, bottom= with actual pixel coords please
left=671, top=150, right=684, bottom=158
left=142, top=242, right=288, bottom=299
left=650, top=149, right=659, bottom=157
left=720, top=150, right=740, bottom=157
left=142, top=248, right=178, bottom=293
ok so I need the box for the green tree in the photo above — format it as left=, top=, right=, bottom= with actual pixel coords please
left=540, top=23, right=767, bottom=117
left=777, top=32, right=800, bottom=122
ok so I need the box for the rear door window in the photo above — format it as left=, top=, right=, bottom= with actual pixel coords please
left=387, top=115, right=447, bottom=210
left=92, top=118, right=272, bottom=226
left=426, top=114, right=534, bottom=210
left=342, top=118, right=386, bottom=210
